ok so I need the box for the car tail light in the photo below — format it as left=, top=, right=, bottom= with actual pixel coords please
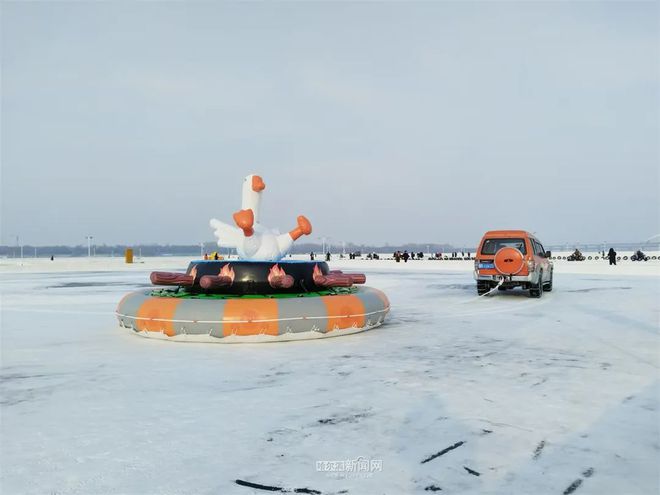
left=474, top=259, right=479, bottom=270
left=527, top=259, right=535, bottom=272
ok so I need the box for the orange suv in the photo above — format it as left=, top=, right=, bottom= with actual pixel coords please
left=474, top=230, right=553, bottom=297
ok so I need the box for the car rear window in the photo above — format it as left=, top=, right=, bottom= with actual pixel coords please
left=481, top=238, right=527, bottom=255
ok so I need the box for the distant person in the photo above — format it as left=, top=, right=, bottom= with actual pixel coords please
left=608, top=248, right=617, bottom=266
left=213, top=252, right=219, bottom=260
left=310, top=252, right=315, bottom=260
left=50, top=255, right=54, bottom=261
left=410, top=252, right=415, bottom=260
left=326, top=252, right=331, bottom=261
left=403, top=250, right=409, bottom=263
left=467, top=252, right=471, bottom=258
left=203, top=253, right=209, bottom=260
left=394, top=251, right=401, bottom=263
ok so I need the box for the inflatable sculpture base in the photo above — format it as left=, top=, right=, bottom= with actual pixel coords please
left=116, top=260, right=390, bottom=343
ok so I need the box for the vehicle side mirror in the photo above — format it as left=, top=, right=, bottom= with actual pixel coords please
left=545, top=251, right=552, bottom=258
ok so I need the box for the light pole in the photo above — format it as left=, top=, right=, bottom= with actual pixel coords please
left=86, top=235, right=93, bottom=257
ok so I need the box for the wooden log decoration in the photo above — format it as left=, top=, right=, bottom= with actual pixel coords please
left=346, top=273, right=366, bottom=284
left=267, top=264, right=295, bottom=289
left=199, top=275, right=234, bottom=290
left=269, top=274, right=295, bottom=289
left=312, top=266, right=353, bottom=288
left=150, top=271, right=194, bottom=286
left=325, top=269, right=366, bottom=285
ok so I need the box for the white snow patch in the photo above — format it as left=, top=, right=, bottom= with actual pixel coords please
left=1, top=258, right=658, bottom=494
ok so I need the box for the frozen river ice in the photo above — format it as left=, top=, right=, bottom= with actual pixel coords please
left=1, top=258, right=658, bottom=495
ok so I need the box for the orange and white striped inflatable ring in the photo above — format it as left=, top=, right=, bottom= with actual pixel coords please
left=116, top=286, right=390, bottom=343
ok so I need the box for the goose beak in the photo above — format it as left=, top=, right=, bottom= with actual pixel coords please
left=252, top=175, right=266, bottom=192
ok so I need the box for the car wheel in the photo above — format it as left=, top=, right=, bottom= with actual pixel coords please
left=543, top=271, right=553, bottom=292
left=530, top=271, right=543, bottom=298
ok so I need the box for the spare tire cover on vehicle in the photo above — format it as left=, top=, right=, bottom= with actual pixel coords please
left=494, top=247, right=525, bottom=275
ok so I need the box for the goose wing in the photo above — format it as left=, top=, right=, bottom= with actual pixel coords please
left=209, top=218, right=242, bottom=247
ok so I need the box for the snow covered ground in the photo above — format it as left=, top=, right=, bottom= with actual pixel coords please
left=1, top=257, right=658, bottom=495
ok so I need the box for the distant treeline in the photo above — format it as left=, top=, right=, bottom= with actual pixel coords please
left=0, top=244, right=203, bottom=258
left=0, top=242, right=460, bottom=258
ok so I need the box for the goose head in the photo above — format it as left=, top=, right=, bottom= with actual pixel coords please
left=241, top=174, right=266, bottom=222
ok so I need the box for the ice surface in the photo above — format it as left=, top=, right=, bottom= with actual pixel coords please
left=1, top=258, right=658, bottom=494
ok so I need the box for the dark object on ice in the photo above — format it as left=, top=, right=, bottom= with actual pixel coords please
left=532, top=440, right=546, bottom=459
left=567, top=249, right=585, bottom=261
left=310, top=251, right=315, bottom=260
left=631, top=250, right=649, bottom=261
left=325, top=251, right=331, bottom=261
left=233, top=480, right=321, bottom=494
left=608, top=248, right=617, bottom=266
left=421, top=441, right=465, bottom=464
left=50, top=255, right=54, bottom=261
left=562, top=467, right=595, bottom=494
left=235, top=479, right=283, bottom=492
left=464, top=466, right=480, bottom=476
left=563, top=479, right=583, bottom=495
left=425, top=485, right=442, bottom=491
left=403, top=250, right=410, bottom=262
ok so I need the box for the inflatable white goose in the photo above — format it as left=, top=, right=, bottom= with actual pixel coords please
left=209, top=174, right=312, bottom=261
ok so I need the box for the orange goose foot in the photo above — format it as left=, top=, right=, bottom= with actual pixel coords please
left=289, top=215, right=312, bottom=240
left=233, top=209, right=255, bottom=237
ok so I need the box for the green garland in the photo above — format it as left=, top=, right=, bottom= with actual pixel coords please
left=149, top=286, right=357, bottom=300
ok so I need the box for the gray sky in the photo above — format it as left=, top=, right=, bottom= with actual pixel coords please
left=2, top=1, right=658, bottom=247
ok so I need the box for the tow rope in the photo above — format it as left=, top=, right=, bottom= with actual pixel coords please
left=479, top=277, right=505, bottom=297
